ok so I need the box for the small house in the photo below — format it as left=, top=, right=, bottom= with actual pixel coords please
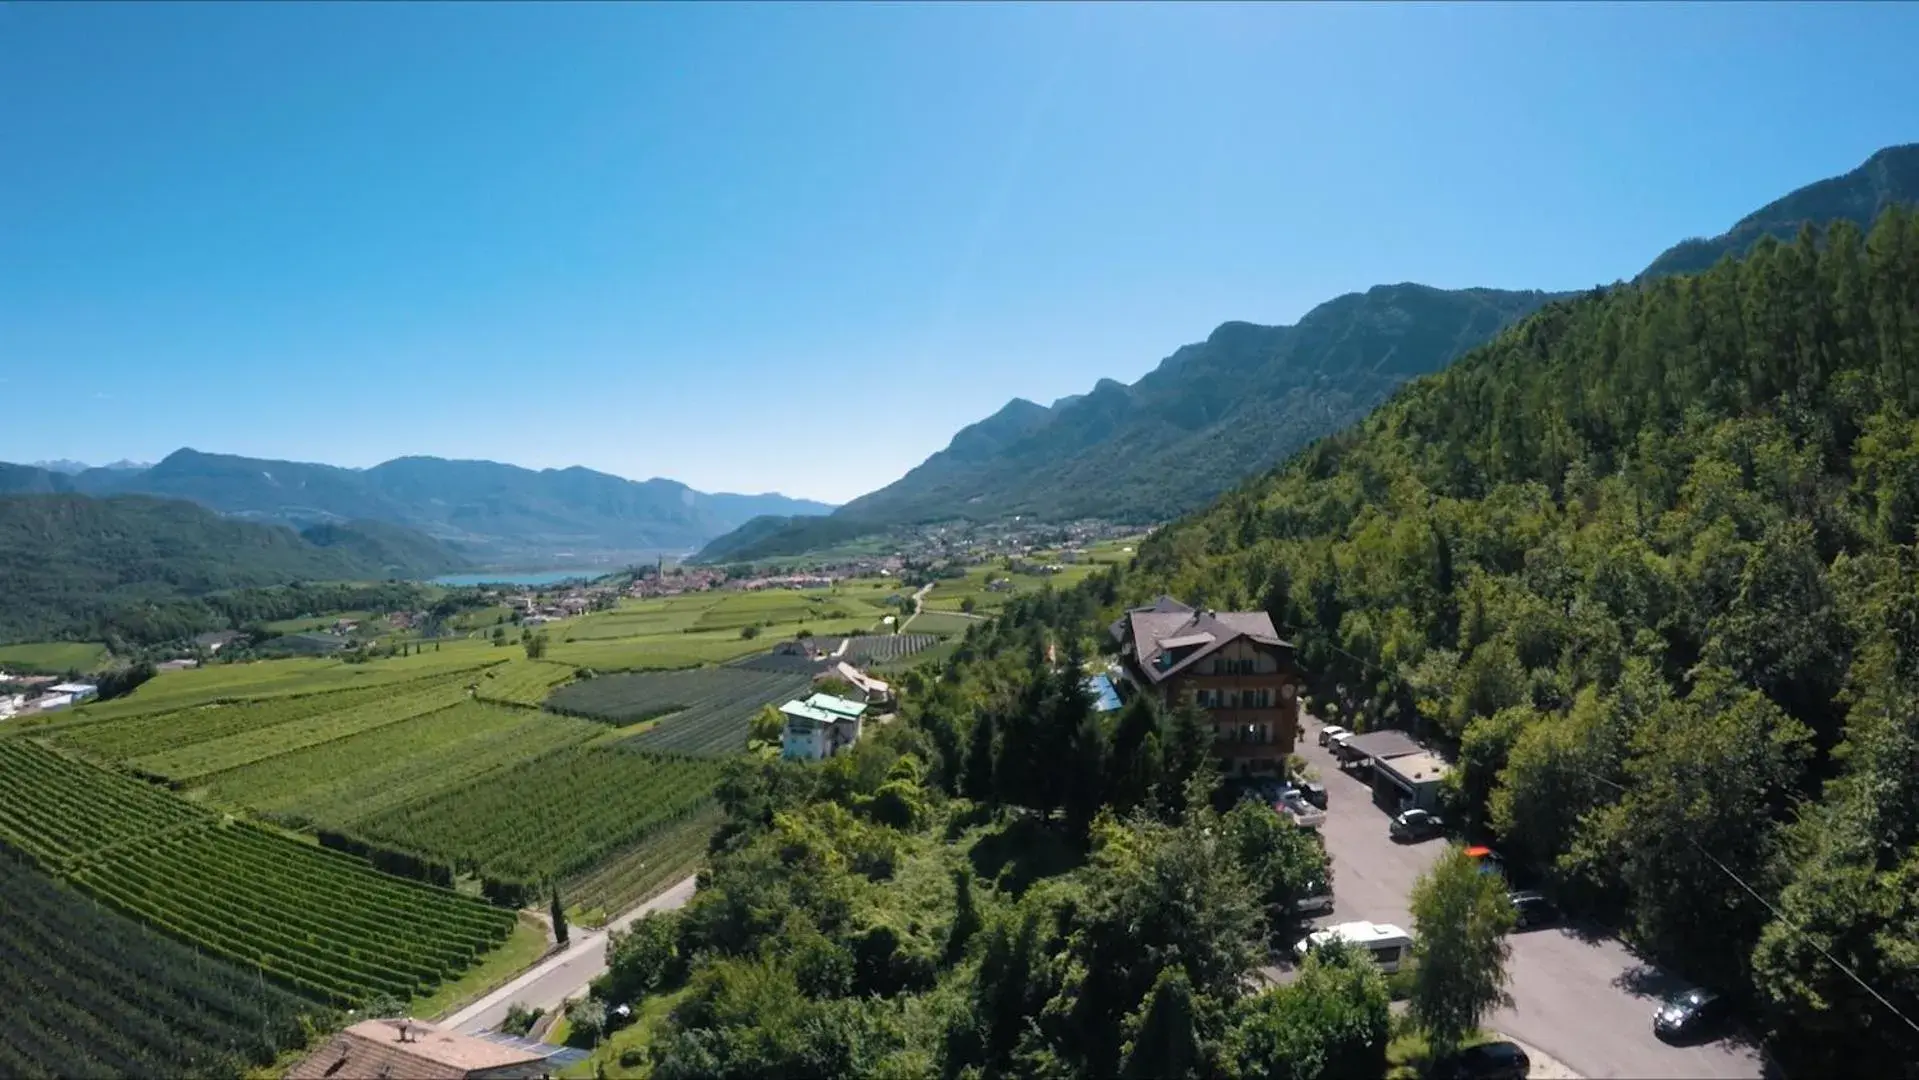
left=288, top=1018, right=556, bottom=1080
left=780, top=692, right=869, bottom=762
left=817, top=661, right=893, bottom=709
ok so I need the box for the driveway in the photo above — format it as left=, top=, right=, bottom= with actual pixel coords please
left=1290, top=719, right=1769, bottom=1079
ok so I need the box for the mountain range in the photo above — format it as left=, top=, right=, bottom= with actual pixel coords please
left=0, top=494, right=467, bottom=643
left=697, top=142, right=1919, bottom=563
left=0, top=450, right=835, bottom=563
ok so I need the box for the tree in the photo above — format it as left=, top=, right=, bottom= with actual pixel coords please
left=1408, top=845, right=1516, bottom=1057
left=525, top=630, right=549, bottom=660
left=749, top=704, right=784, bottom=747
left=961, top=597, right=977, bottom=614
left=599, top=911, right=684, bottom=1003
left=945, top=868, right=982, bottom=965
left=740, top=624, right=761, bottom=639
left=1223, top=940, right=1391, bottom=1080
left=1120, top=966, right=1203, bottom=1080
left=1106, top=695, right=1165, bottom=813
left=961, top=712, right=996, bottom=803
left=1221, top=799, right=1331, bottom=940
left=551, top=885, right=571, bottom=947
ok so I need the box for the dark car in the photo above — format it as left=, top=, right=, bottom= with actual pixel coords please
left=1654, top=986, right=1731, bottom=1042
left=1299, top=781, right=1328, bottom=809
left=1433, top=1040, right=1531, bottom=1080
left=1508, top=890, right=1557, bottom=930
left=1389, top=808, right=1444, bottom=842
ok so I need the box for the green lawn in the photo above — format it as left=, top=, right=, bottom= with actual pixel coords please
left=0, top=641, right=111, bottom=673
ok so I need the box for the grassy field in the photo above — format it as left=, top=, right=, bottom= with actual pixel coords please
left=51, top=639, right=506, bottom=724
left=473, top=658, right=579, bottom=706
left=922, top=562, right=1106, bottom=614
left=539, top=586, right=891, bottom=673
left=0, top=641, right=110, bottom=673
left=903, top=610, right=980, bottom=636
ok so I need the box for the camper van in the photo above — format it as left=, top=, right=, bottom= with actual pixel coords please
left=1293, top=921, right=1414, bottom=973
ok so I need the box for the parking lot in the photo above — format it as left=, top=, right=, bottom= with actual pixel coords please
left=1289, top=717, right=1771, bottom=1079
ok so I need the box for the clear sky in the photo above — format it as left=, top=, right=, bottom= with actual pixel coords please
left=3, top=3, right=1914, bottom=503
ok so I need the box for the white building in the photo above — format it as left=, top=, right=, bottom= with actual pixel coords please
left=33, top=693, right=76, bottom=713
left=780, top=693, right=868, bottom=762
left=48, top=682, right=99, bottom=702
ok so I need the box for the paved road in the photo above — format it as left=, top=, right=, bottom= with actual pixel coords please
left=444, top=873, right=699, bottom=1034
left=1290, top=722, right=1769, bottom=1080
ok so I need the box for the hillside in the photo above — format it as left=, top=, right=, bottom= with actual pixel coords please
left=1642, top=142, right=1919, bottom=279
left=1128, top=209, right=1919, bottom=1075
left=700, top=143, right=1919, bottom=563
left=0, top=493, right=462, bottom=642
left=699, top=285, right=1555, bottom=561
left=9, top=449, right=835, bottom=561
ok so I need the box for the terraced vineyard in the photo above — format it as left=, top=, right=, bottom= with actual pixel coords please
left=546, top=665, right=811, bottom=756
left=842, top=633, right=938, bottom=663
left=201, top=701, right=604, bottom=827
left=349, top=747, right=724, bottom=886
left=0, top=739, right=514, bottom=1006
left=0, top=853, right=319, bottom=1079
left=564, top=803, right=723, bottom=916
left=474, top=657, right=578, bottom=706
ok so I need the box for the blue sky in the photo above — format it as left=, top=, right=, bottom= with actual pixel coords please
left=3, top=3, right=1914, bottom=503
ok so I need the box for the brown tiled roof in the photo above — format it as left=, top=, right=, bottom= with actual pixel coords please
left=286, top=1019, right=545, bottom=1080
left=1114, top=599, right=1289, bottom=685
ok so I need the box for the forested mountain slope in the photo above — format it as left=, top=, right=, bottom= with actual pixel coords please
left=0, top=449, right=834, bottom=560
left=0, top=494, right=460, bottom=642
left=700, top=286, right=1555, bottom=561
left=701, top=144, right=1919, bottom=564
left=1127, top=209, right=1919, bottom=1074
left=1643, top=142, right=1919, bottom=279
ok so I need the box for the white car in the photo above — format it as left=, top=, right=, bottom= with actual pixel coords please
left=1278, top=791, right=1326, bottom=829
left=1318, top=724, right=1349, bottom=747
left=1295, top=921, right=1414, bottom=972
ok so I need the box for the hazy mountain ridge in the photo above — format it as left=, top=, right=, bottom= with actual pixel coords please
left=0, top=493, right=464, bottom=642
left=0, top=449, right=835, bottom=561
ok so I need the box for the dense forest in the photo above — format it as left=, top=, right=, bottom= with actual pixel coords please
left=0, top=494, right=453, bottom=644
left=589, top=209, right=1919, bottom=1079
left=1129, top=209, right=1919, bottom=1074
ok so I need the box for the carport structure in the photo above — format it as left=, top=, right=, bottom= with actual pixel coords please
left=1334, top=729, right=1448, bottom=814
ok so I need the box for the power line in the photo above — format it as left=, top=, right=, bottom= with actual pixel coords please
left=1289, top=618, right=1919, bottom=1038
left=1587, top=772, right=1919, bottom=1039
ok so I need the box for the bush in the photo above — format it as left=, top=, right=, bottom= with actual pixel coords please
left=501, top=1002, right=542, bottom=1038
left=565, top=998, right=608, bottom=1047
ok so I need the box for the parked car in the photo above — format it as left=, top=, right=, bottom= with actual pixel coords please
left=1654, top=986, right=1731, bottom=1042
left=1390, top=808, right=1445, bottom=842
left=1278, top=791, right=1326, bottom=828
left=1298, top=781, right=1328, bottom=809
left=1432, top=1040, right=1531, bottom=1080
left=1294, top=877, right=1335, bottom=916
left=1508, top=890, right=1557, bottom=930
left=1318, top=724, right=1349, bottom=747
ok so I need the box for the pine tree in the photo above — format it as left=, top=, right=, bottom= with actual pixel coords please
left=945, top=868, right=982, bottom=964
left=550, top=885, right=570, bottom=947
left=1119, top=967, right=1202, bottom=1080
left=961, top=712, right=996, bottom=803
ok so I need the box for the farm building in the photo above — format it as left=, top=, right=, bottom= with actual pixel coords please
left=780, top=692, right=868, bottom=762
left=48, top=681, right=98, bottom=702
left=288, top=1018, right=557, bottom=1079
left=816, top=661, right=892, bottom=708
left=32, top=693, right=75, bottom=713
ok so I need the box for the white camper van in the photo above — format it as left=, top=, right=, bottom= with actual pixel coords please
left=1293, top=921, right=1414, bottom=973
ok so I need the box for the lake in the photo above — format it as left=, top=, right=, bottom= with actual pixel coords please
left=429, top=570, right=609, bottom=587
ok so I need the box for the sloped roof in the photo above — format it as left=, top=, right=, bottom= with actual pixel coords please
left=804, top=692, right=868, bottom=719
left=287, top=1019, right=543, bottom=1080
left=1116, top=600, right=1290, bottom=685
left=780, top=700, right=839, bottom=725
